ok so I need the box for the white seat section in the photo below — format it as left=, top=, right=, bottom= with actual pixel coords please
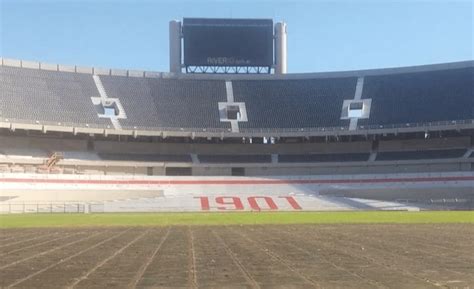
left=1, top=172, right=473, bottom=212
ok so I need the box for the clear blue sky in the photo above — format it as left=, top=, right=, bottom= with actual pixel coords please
left=1, top=0, right=472, bottom=73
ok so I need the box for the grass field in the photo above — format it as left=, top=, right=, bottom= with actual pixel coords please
left=1, top=211, right=473, bottom=228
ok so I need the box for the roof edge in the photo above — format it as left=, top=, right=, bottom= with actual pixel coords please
left=1, top=57, right=472, bottom=80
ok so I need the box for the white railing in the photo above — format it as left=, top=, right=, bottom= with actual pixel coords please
left=0, top=202, right=105, bottom=214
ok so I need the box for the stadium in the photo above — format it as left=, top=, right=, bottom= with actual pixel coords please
left=1, top=15, right=473, bottom=289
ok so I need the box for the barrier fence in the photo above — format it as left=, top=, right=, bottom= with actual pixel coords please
left=0, top=203, right=105, bottom=214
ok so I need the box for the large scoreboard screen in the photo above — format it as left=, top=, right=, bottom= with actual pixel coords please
left=183, top=18, right=274, bottom=67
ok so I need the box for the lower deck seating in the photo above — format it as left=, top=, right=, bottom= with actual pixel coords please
left=98, top=153, right=192, bottom=162
left=198, top=155, right=272, bottom=163
left=376, top=149, right=466, bottom=161
left=279, top=153, right=370, bottom=163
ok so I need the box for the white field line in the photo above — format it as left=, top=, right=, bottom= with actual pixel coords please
left=6, top=229, right=131, bottom=288
left=331, top=229, right=473, bottom=276
left=259, top=226, right=390, bottom=289
left=0, top=231, right=104, bottom=270
left=127, top=227, right=171, bottom=289
left=0, top=232, right=83, bottom=257
left=0, top=233, right=55, bottom=249
left=211, top=229, right=261, bottom=289
left=0, top=232, right=40, bottom=243
left=67, top=229, right=150, bottom=289
left=188, top=227, right=198, bottom=289
left=229, top=227, right=321, bottom=289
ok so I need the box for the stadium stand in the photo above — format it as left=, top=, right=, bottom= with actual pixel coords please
left=358, top=67, right=474, bottom=128
left=232, top=77, right=357, bottom=130
left=63, top=151, right=101, bottom=161
left=376, top=149, right=467, bottom=161
left=198, top=154, right=272, bottom=163
left=377, top=137, right=470, bottom=151
left=1, top=59, right=472, bottom=135
left=0, top=65, right=111, bottom=128
left=279, top=153, right=370, bottom=163
left=0, top=59, right=473, bottom=177
left=99, top=75, right=231, bottom=131
left=98, top=153, right=192, bottom=162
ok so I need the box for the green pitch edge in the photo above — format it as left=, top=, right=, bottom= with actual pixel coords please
left=1, top=211, right=473, bottom=228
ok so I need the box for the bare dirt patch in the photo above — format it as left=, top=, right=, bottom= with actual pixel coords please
left=0, top=224, right=473, bottom=289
